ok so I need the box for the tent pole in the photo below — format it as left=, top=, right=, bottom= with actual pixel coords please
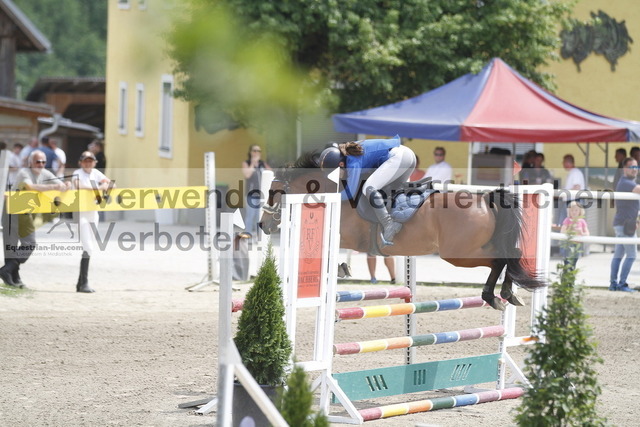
left=586, top=143, right=590, bottom=188
left=511, top=143, right=516, bottom=185
left=467, top=142, right=474, bottom=185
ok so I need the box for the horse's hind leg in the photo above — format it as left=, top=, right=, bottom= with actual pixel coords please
left=500, top=274, right=525, bottom=307
left=482, top=260, right=507, bottom=311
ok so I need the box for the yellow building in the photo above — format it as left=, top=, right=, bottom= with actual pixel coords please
left=106, top=0, right=266, bottom=222
left=544, top=1, right=640, bottom=185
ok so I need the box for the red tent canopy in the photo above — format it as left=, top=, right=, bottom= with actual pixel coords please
left=333, top=58, right=640, bottom=143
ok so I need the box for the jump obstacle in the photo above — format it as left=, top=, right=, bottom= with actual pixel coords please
left=272, top=184, right=553, bottom=424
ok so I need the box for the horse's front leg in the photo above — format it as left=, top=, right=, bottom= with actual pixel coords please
left=483, top=260, right=507, bottom=311
left=499, top=275, right=525, bottom=307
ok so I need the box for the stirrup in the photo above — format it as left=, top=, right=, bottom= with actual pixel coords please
left=379, top=232, right=395, bottom=247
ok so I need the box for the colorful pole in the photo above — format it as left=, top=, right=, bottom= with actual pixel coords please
left=336, top=295, right=494, bottom=320
left=336, top=287, right=412, bottom=303
left=359, top=387, right=525, bottom=421
left=334, top=325, right=505, bottom=355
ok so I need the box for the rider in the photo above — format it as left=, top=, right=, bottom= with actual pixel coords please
left=318, top=136, right=416, bottom=245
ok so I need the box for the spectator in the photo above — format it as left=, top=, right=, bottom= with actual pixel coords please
left=425, top=147, right=452, bottom=185
left=39, top=137, right=58, bottom=174
left=71, top=151, right=113, bottom=293
left=367, top=255, right=395, bottom=284
left=522, top=152, right=553, bottom=185
left=609, top=157, right=640, bottom=292
left=19, top=137, right=38, bottom=166
left=88, top=140, right=107, bottom=172
left=560, top=201, right=589, bottom=269
left=557, top=154, right=586, bottom=226
left=631, top=146, right=640, bottom=184
left=0, top=150, right=69, bottom=288
left=241, top=144, right=271, bottom=237
left=612, top=147, right=627, bottom=190
left=50, top=138, right=67, bottom=178
left=1, top=142, right=20, bottom=189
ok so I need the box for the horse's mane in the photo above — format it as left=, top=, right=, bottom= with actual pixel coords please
left=276, top=151, right=320, bottom=181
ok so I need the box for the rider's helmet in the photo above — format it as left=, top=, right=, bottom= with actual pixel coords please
left=319, top=146, right=344, bottom=172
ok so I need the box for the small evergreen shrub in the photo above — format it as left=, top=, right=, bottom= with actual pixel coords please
left=277, top=362, right=329, bottom=427
left=234, top=245, right=292, bottom=386
left=515, top=238, right=606, bottom=426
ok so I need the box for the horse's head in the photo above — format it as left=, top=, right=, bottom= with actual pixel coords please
left=259, top=151, right=337, bottom=234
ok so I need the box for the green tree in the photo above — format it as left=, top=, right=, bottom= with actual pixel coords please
left=234, top=245, right=292, bottom=386
left=13, top=0, right=107, bottom=98
left=277, top=362, right=329, bottom=427
left=515, top=241, right=605, bottom=426
left=169, top=0, right=573, bottom=117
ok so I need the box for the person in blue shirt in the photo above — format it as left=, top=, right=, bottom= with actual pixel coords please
left=318, top=136, right=416, bottom=245
left=610, top=157, right=640, bottom=292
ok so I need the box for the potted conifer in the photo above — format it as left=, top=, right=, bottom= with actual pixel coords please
left=233, top=245, right=292, bottom=426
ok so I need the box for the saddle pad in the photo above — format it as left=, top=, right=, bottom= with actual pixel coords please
left=391, top=189, right=437, bottom=223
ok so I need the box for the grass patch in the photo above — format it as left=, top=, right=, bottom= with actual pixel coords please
left=0, top=284, right=32, bottom=297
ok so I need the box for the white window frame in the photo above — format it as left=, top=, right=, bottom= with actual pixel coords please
left=135, top=83, right=145, bottom=138
left=118, top=81, right=128, bottom=135
left=138, top=0, right=147, bottom=10
left=158, top=75, right=174, bottom=159
left=118, top=0, right=131, bottom=10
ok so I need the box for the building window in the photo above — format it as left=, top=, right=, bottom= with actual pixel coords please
left=118, top=82, right=128, bottom=135
left=159, top=75, right=173, bottom=158
left=135, top=83, right=144, bottom=137
left=118, top=0, right=130, bottom=10
left=138, top=0, right=147, bottom=9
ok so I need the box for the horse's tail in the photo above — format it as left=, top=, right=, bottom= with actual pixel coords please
left=484, top=189, right=545, bottom=291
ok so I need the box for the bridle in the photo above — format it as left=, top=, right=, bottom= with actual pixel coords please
left=261, top=178, right=289, bottom=225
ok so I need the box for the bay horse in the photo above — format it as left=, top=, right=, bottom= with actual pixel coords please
left=260, top=153, right=545, bottom=310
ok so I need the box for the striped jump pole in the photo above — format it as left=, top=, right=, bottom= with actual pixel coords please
left=336, top=295, right=495, bottom=320
left=231, top=286, right=413, bottom=312
left=359, top=387, right=525, bottom=422
left=334, top=325, right=505, bottom=355
left=336, top=287, right=412, bottom=303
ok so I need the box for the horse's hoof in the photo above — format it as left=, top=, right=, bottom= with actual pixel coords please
left=489, top=299, right=506, bottom=311
left=507, top=294, right=525, bottom=306
left=337, top=262, right=351, bottom=278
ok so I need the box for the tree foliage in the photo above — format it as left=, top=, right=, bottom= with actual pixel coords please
left=13, top=0, right=107, bottom=97
left=234, top=245, right=292, bottom=386
left=169, top=0, right=573, bottom=117
left=515, top=239, right=605, bottom=426
left=277, top=362, right=329, bottom=427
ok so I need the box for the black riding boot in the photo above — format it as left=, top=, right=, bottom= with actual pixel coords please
left=369, top=189, right=402, bottom=245
left=76, top=251, right=95, bottom=293
left=0, top=260, right=19, bottom=288
left=12, top=264, right=25, bottom=288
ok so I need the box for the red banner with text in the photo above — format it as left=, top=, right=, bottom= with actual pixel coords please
left=297, top=203, right=325, bottom=298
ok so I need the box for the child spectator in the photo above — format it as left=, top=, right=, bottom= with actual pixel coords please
left=560, top=201, right=589, bottom=269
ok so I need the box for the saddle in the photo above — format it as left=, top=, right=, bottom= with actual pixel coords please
left=355, top=176, right=438, bottom=256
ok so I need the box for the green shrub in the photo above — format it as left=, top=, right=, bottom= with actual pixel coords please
left=515, top=238, right=606, bottom=426
left=278, top=362, right=329, bottom=427
left=234, top=245, right=292, bottom=386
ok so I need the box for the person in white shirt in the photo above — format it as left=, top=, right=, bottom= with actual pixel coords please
left=563, top=154, right=585, bottom=191
left=0, top=142, right=21, bottom=188
left=19, top=137, right=38, bottom=167
left=558, top=153, right=586, bottom=229
left=72, top=151, right=113, bottom=293
left=425, top=147, right=453, bottom=184
left=50, top=138, right=67, bottom=178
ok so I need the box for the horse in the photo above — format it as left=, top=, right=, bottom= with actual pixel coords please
left=259, top=152, right=545, bottom=311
